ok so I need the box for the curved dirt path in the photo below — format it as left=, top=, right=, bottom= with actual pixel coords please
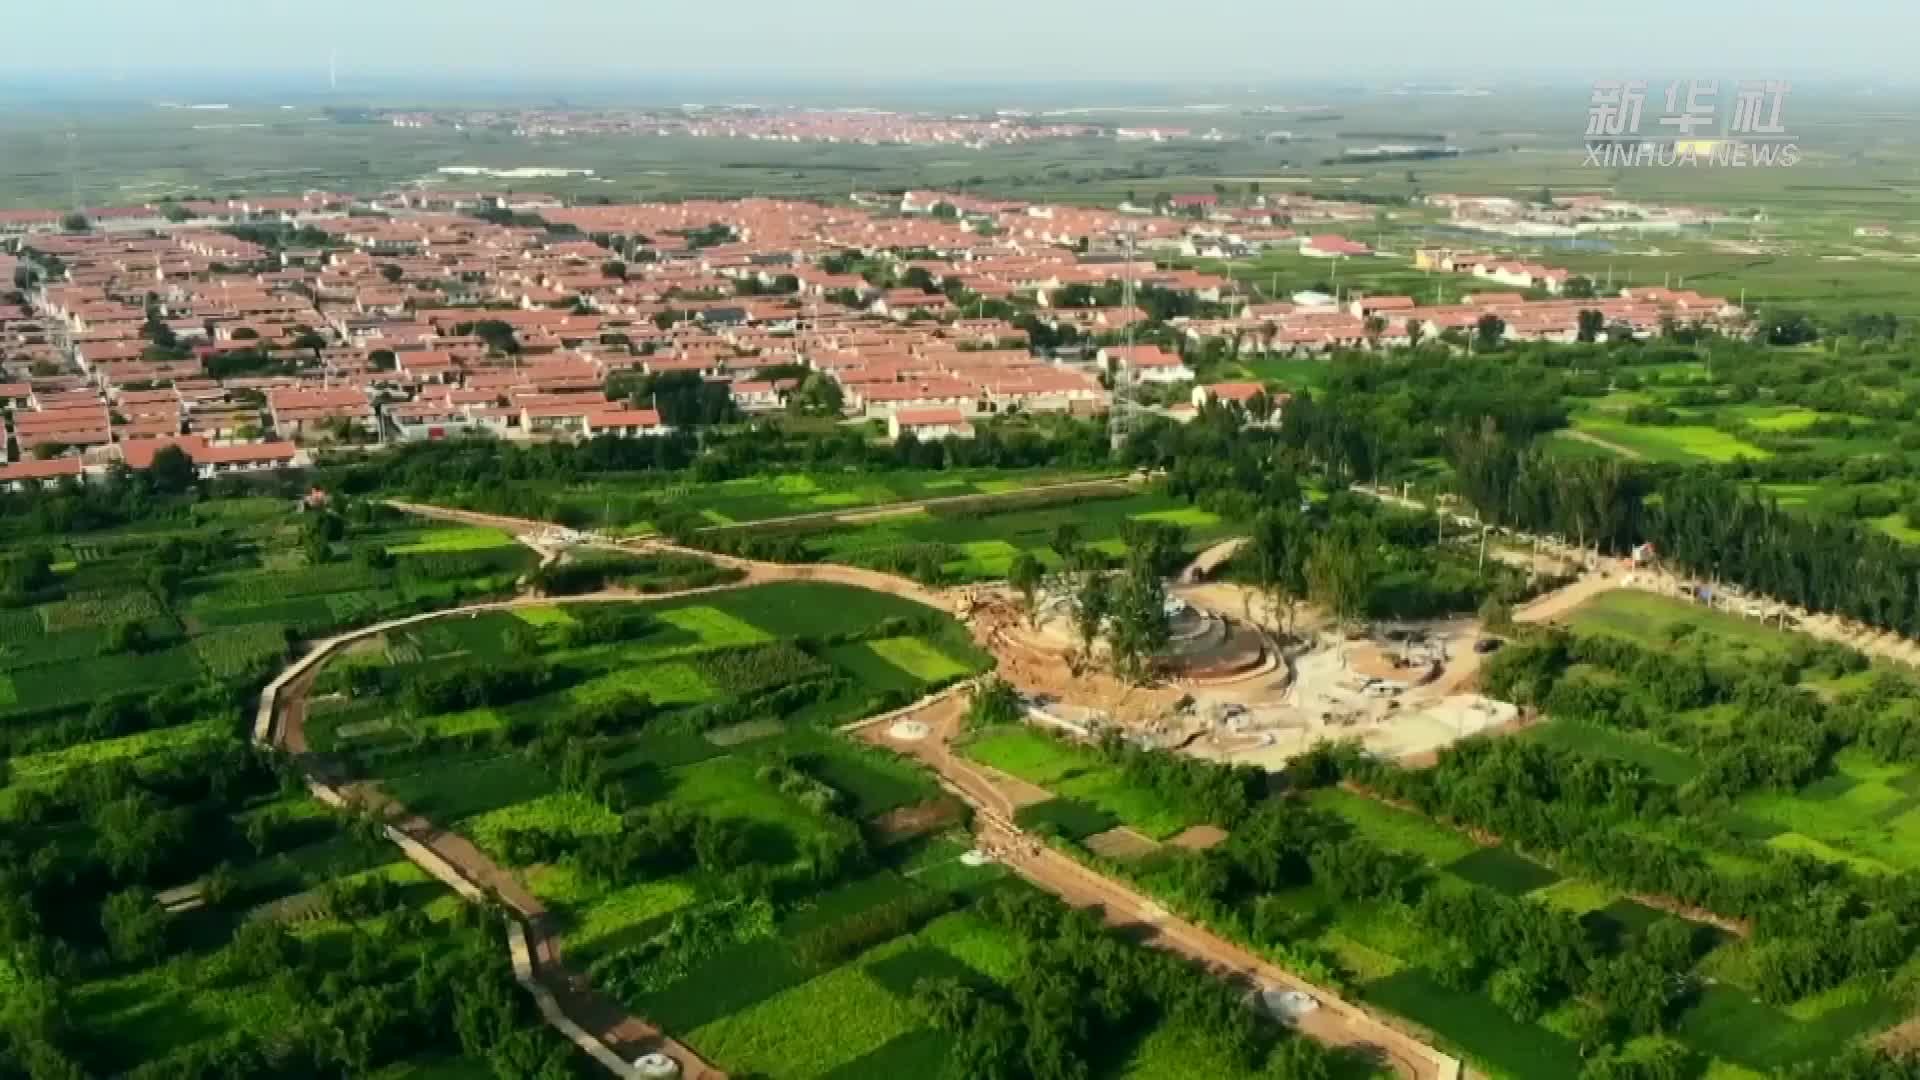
left=361, top=500, right=1464, bottom=1073
left=1180, top=536, right=1249, bottom=584
left=1556, top=428, right=1647, bottom=460
left=264, top=590, right=745, bottom=1080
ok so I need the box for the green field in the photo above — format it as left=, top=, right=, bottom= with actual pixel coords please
left=718, top=489, right=1235, bottom=584
left=964, top=726, right=1200, bottom=840
left=1564, top=589, right=1797, bottom=663
left=387, top=526, right=519, bottom=554
left=1570, top=415, right=1773, bottom=464
left=0, top=501, right=536, bottom=722
left=439, top=466, right=1121, bottom=536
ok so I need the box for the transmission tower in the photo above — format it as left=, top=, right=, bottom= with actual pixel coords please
left=1108, top=227, right=1139, bottom=453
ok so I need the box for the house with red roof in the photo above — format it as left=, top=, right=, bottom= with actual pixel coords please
left=580, top=408, right=668, bottom=439
left=120, top=435, right=303, bottom=478
left=1300, top=234, right=1372, bottom=259
left=0, top=456, right=84, bottom=491
left=1097, top=344, right=1194, bottom=386
left=267, top=387, right=374, bottom=439
left=887, top=407, right=974, bottom=442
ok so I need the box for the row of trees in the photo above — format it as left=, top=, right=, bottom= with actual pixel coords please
left=915, top=886, right=1356, bottom=1080
left=1451, top=427, right=1920, bottom=637
left=1314, top=732, right=1920, bottom=1010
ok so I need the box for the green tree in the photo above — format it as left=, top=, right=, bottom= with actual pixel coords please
left=1475, top=313, right=1507, bottom=349
left=1477, top=594, right=1513, bottom=634
left=1008, top=552, right=1045, bottom=626
left=1070, top=568, right=1110, bottom=664
left=1049, top=523, right=1083, bottom=563
left=146, top=444, right=198, bottom=494
left=786, top=373, right=844, bottom=417
left=105, top=620, right=152, bottom=655
left=101, top=888, right=168, bottom=965
left=1247, top=509, right=1307, bottom=636
left=1577, top=308, right=1606, bottom=343
left=1490, top=962, right=1549, bottom=1022
left=1108, top=557, right=1171, bottom=683
left=1306, top=533, right=1374, bottom=632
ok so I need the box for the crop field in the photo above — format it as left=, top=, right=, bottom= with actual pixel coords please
left=722, top=489, right=1235, bottom=583
left=1245, top=782, right=1893, bottom=1079
left=1546, top=592, right=1920, bottom=876
left=309, top=580, right=992, bottom=989
left=1387, top=587, right=1920, bottom=1072
left=0, top=499, right=536, bottom=723
left=0, top=710, right=564, bottom=1078
left=964, top=726, right=1201, bottom=840
left=298, top=578, right=1310, bottom=1077
left=443, top=466, right=1120, bottom=536
left=1569, top=414, right=1773, bottom=464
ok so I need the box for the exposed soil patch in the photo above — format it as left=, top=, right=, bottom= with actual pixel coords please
left=1085, top=826, right=1162, bottom=860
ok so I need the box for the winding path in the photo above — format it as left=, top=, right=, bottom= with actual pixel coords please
left=258, top=498, right=1467, bottom=1077
left=260, top=589, right=744, bottom=1080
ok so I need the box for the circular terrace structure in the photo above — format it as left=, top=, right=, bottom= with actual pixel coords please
left=1157, top=600, right=1269, bottom=681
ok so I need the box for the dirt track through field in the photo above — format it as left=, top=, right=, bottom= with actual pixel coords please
left=694, top=474, right=1138, bottom=532
left=300, top=500, right=1466, bottom=1075
left=862, top=691, right=1459, bottom=1080
left=267, top=596, right=733, bottom=1080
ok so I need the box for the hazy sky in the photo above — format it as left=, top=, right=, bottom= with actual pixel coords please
left=5, top=0, right=1915, bottom=85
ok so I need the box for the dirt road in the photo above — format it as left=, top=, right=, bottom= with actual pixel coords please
left=360, top=501, right=1468, bottom=1074
left=863, top=693, right=1461, bottom=1080
left=264, top=592, right=739, bottom=1080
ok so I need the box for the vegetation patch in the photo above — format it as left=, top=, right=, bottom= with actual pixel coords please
left=1364, top=968, right=1584, bottom=1079
left=865, top=636, right=970, bottom=683
left=1444, top=846, right=1564, bottom=896
left=386, top=526, right=518, bottom=554
left=1015, top=797, right=1120, bottom=839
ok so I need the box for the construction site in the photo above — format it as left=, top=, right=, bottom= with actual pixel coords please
left=966, top=575, right=1529, bottom=772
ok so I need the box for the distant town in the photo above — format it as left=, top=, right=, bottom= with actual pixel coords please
left=0, top=185, right=1745, bottom=490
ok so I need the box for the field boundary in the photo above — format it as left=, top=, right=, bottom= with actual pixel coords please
left=256, top=587, right=759, bottom=1080
left=362, top=500, right=1466, bottom=1074
left=693, top=474, right=1139, bottom=533
left=862, top=692, right=1463, bottom=1080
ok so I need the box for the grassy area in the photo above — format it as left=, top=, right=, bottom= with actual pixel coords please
left=1523, top=718, right=1703, bottom=784
left=1570, top=415, right=1773, bottom=464
left=386, top=526, right=519, bottom=554
left=964, top=725, right=1199, bottom=840
left=0, top=502, right=536, bottom=721
left=476, top=466, right=1121, bottom=535
left=729, top=489, right=1236, bottom=584
left=1564, top=589, right=1797, bottom=664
